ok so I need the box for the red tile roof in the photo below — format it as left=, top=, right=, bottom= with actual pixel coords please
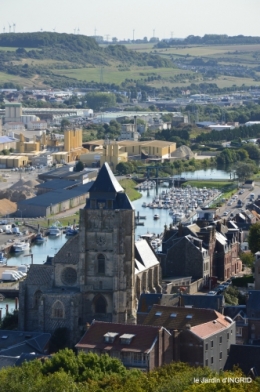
left=190, top=315, right=233, bottom=339
left=75, top=321, right=164, bottom=354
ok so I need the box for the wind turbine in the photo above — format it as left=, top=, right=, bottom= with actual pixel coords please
left=77, top=28, right=80, bottom=34
left=3, top=27, right=5, bottom=34
left=53, top=27, right=56, bottom=33
left=8, top=22, right=11, bottom=33
left=13, top=23, right=16, bottom=33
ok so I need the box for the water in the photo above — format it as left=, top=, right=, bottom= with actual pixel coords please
left=174, top=168, right=233, bottom=180
left=133, top=188, right=175, bottom=239
left=6, top=234, right=68, bottom=267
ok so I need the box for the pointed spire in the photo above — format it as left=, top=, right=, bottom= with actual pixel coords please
left=89, top=163, right=123, bottom=194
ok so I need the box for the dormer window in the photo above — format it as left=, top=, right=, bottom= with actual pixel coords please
left=155, top=312, right=162, bottom=316
left=120, top=334, right=135, bottom=345
left=170, top=313, right=178, bottom=318
left=103, top=332, right=118, bottom=343
left=186, top=314, right=193, bottom=319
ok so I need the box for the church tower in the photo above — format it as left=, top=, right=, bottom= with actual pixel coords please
left=78, top=163, right=137, bottom=324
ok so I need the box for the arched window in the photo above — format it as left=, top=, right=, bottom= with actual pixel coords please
left=33, top=290, right=42, bottom=309
left=52, top=301, right=64, bottom=318
left=98, top=254, right=105, bottom=274
left=95, top=295, right=107, bottom=314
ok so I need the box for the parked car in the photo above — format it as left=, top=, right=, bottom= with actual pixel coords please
left=207, top=291, right=217, bottom=296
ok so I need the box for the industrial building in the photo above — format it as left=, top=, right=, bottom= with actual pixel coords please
left=38, top=166, right=98, bottom=183
left=16, top=181, right=94, bottom=217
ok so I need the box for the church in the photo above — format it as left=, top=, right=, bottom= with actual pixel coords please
left=19, top=163, right=162, bottom=345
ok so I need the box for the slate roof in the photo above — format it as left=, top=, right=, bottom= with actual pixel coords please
left=137, top=293, right=163, bottom=313
left=75, top=321, right=165, bottom=353
left=180, top=294, right=224, bottom=312
left=135, top=239, right=159, bottom=273
left=142, top=305, right=220, bottom=330
left=225, top=345, right=260, bottom=376
left=18, top=182, right=94, bottom=207
left=246, top=291, right=260, bottom=316
left=0, top=356, right=18, bottom=369
left=36, top=179, right=81, bottom=190
left=24, top=264, right=53, bottom=285
left=88, top=163, right=123, bottom=194
left=0, top=331, right=51, bottom=358
left=53, top=235, right=79, bottom=264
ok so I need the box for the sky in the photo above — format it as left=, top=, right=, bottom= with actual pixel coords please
left=0, top=0, right=259, bottom=40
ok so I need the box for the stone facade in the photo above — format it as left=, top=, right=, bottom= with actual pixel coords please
left=19, top=163, right=161, bottom=346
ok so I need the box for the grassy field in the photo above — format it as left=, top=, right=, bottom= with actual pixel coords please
left=54, top=66, right=187, bottom=84
left=119, top=179, right=142, bottom=201
left=1, top=42, right=260, bottom=90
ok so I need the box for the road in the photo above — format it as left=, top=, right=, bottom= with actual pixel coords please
left=216, top=185, right=260, bottom=219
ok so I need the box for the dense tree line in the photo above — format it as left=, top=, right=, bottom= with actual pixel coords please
left=156, top=34, right=260, bottom=48
left=0, top=349, right=257, bottom=392
left=197, top=125, right=260, bottom=143
left=0, top=32, right=173, bottom=68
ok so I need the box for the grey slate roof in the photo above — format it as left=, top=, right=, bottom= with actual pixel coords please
left=36, top=179, right=80, bottom=190
left=0, top=356, right=18, bottom=369
left=53, top=235, right=79, bottom=264
left=88, top=163, right=123, bottom=194
left=137, top=293, right=163, bottom=313
left=18, top=181, right=94, bottom=207
left=246, top=291, right=260, bottom=316
left=225, top=344, right=260, bottom=376
left=181, top=294, right=224, bottom=312
left=24, top=264, right=53, bottom=285
left=0, top=331, right=51, bottom=358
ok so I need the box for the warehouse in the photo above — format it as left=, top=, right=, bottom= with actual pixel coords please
left=16, top=181, right=94, bottom=217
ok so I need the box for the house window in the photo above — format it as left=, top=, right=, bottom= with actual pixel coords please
left=219, top=336, right=222, bottom=344
left=211, top=340, right=214, bottom=348
left=205, top=343, right=208, bottom=351
left=211, top=357, right=214, bottom=364
left=120, top=334, right=135, bottom=345
left=52, top=301, right=64, bottom=318
left=219, top=352, right=222, bottom=360
left=98, top=254, right=105, bottom=274
left=133, top=353, right=146, bottom=364
left=236, top=327, right=242, bottom=336
left=227, top=333, right=229, bottom=340
left=205, top=359, right=208, bottom=366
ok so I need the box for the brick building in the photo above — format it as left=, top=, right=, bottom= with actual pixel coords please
left=141, top=305, right=235, bottom=372
left=75, top=321, right=173, bottom=371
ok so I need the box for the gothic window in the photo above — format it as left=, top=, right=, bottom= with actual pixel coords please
left=61, top=267, right=77, bottom=286
left=52, top=301, right=64, bottom=318
left=94, top=295, right=107, bottom=314
left=33, top=290, right=42, bottom=309
left=98, top=254, right=105, bottom=274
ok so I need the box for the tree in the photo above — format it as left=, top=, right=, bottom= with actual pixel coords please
left=248, top=222, right=260, bottom=254
left=60, top=118, right=70, bottom=131
left=240, top=252, right=254, bottom=270
left=235, top=162, right=255, bottom=182
left=85, top=92, right=116, bottom=111
left=243, top=143, right=260, bottom=160
left=74, top=160, right=84, bottom=172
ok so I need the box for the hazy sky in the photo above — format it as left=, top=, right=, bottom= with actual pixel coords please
left=0, top=0, right=259, bottom=40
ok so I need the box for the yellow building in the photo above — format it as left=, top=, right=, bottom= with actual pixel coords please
left=16, top=134, right=40, bottom=154
left=117, top=140, right=176, bottom=158
left=0, top=155, right=28, bottom=168
left=85, top=139, right=176, bottom=160
left=64, top=129, right=83, bottom=151
left=100, top=142, right=128, bottom=171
